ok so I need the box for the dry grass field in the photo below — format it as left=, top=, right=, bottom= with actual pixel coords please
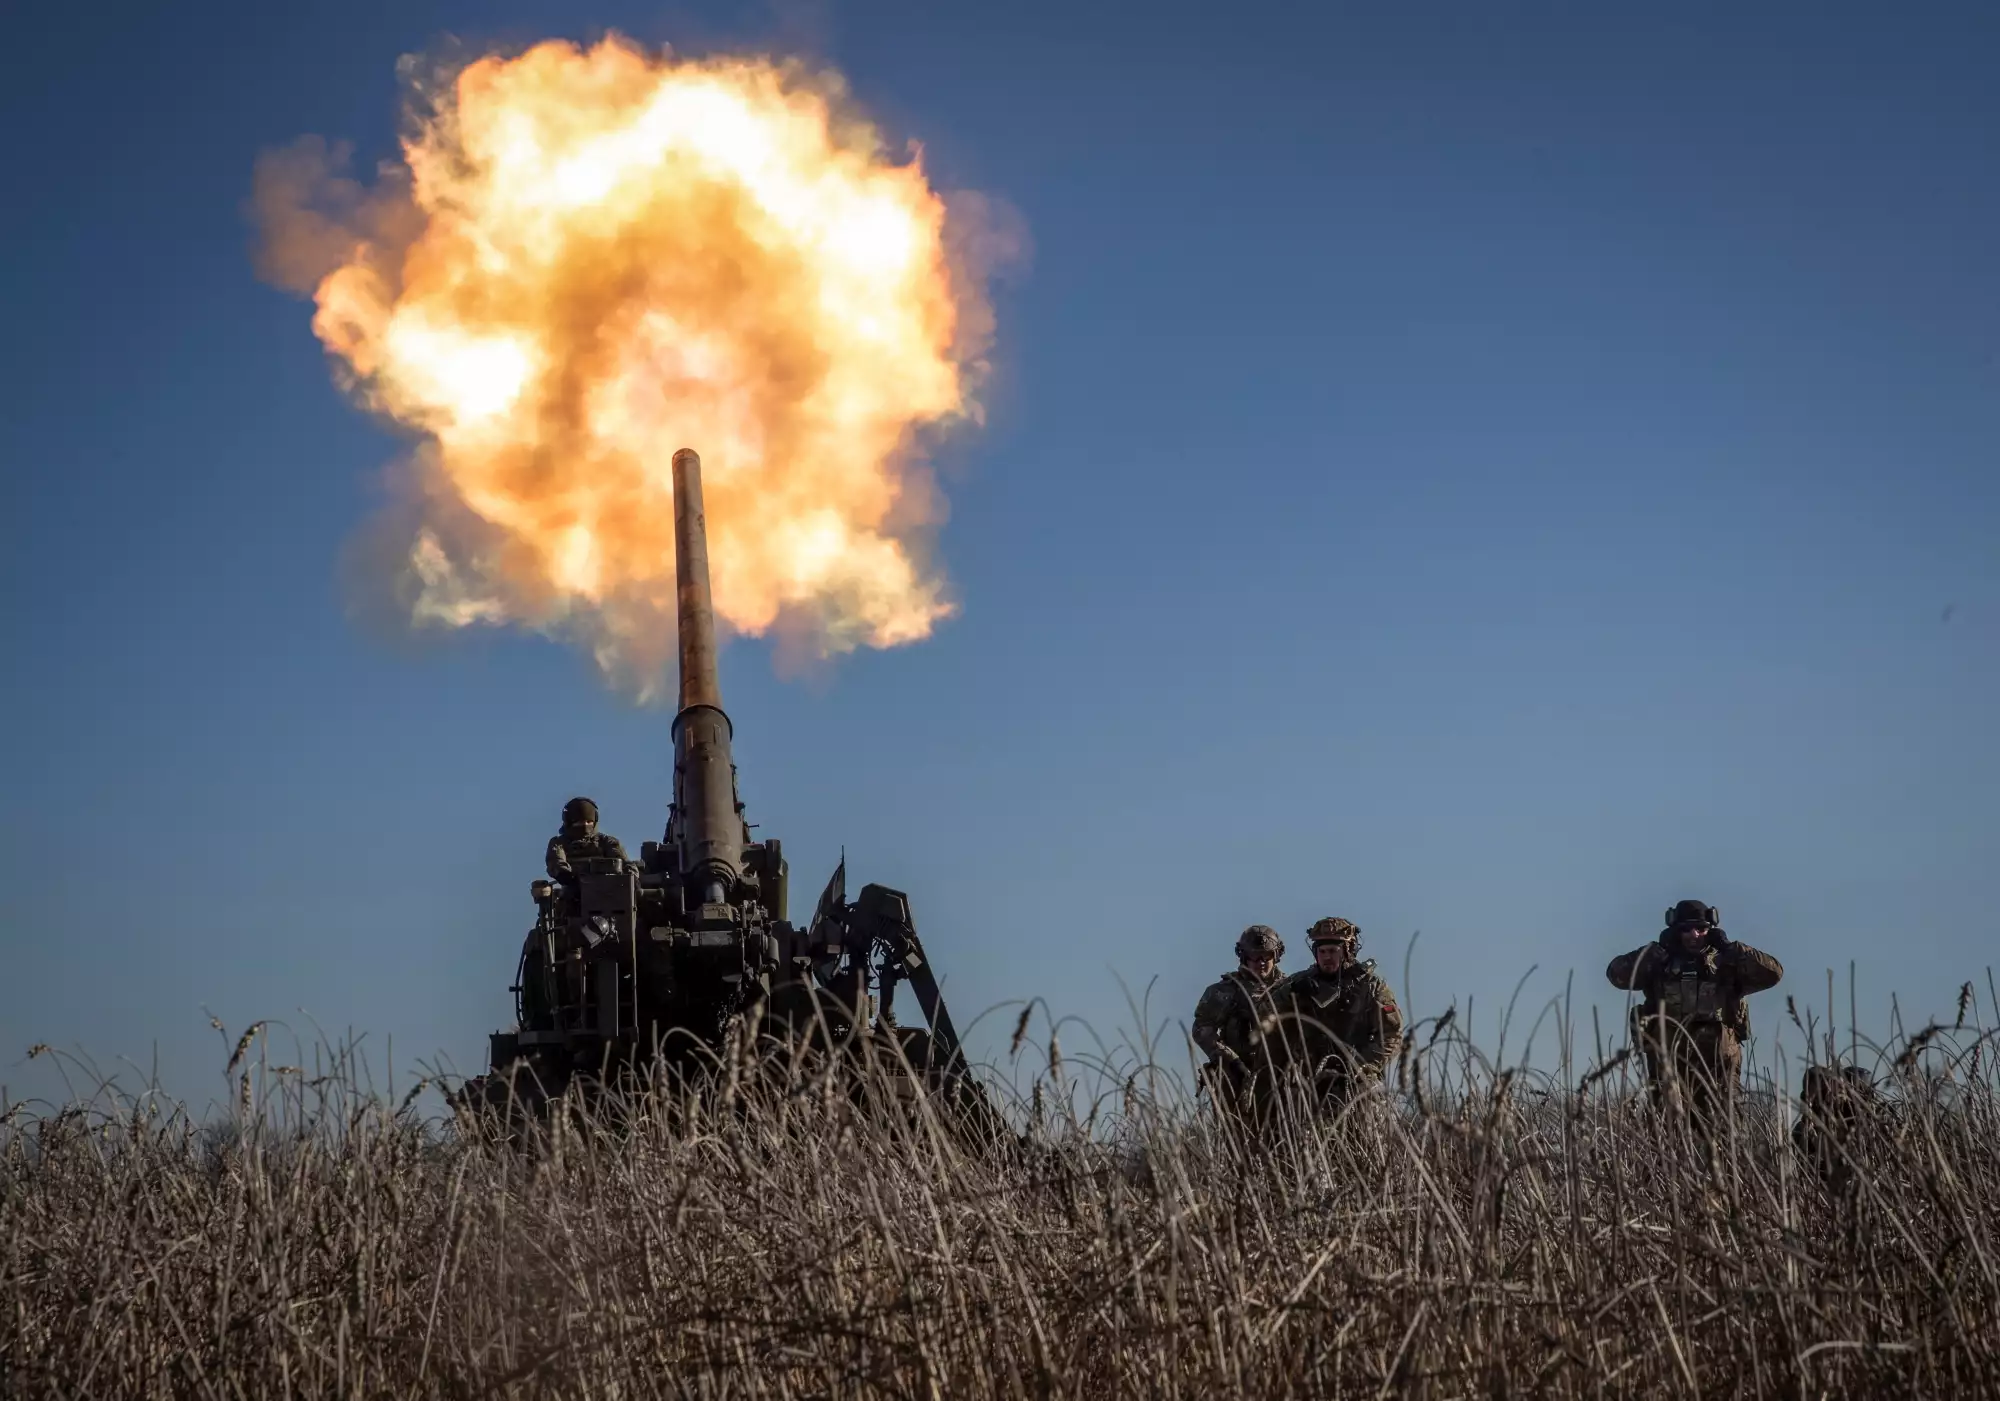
left=4, top=989, right=1997, bottom=1399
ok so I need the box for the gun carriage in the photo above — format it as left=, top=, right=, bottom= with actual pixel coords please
left=461, top=449, right=977, bottom=1123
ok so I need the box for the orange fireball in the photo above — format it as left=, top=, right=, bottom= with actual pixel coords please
left=259, top=37, right=999, bottom=694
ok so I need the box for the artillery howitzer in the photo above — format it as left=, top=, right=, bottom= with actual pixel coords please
left=458, top=449, right=982, bottom=1126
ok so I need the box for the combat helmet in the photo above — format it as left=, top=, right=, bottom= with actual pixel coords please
left=1800, top=1063, right=1876, bottom=1110
left=1234, top=924, right=1284, bottom=961
left=1663, top=899, right=1718, bottom=931
left=1307, top=916, right=1361, bottom=950
left=561, top=796, right=600, bottom=829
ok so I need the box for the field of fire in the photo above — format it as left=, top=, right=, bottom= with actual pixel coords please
left=4, top=5, right=1997, bottom=1398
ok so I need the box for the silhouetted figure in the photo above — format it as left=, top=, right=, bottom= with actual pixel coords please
left=1607, top=899, right=1783, bottom=1118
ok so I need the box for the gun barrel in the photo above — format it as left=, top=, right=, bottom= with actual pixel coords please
left=673, top=449, right=722, bottom=713
left=670, top=449, right=741, bottom=897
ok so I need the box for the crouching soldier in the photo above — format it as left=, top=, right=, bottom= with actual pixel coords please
left=1193, top=925, right=1286, bottom=1125
left=1608, top=898, right=1783, bottom=1117
left=1273, top=917, right=1404, bottom=1112
left=1792, top=1064, right=1877, bottom=1199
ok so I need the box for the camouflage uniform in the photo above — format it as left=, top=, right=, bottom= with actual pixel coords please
left=545, top=797, right=629, bottom=884
left=1193, top=956, right=1283, bottom=1121
left=1608, top=899, right=1782, bottom=1115
left=1273, top=917, right=1404, bottom=1110
left=1792, top=1064, right=1876, bottom=1199
left=545, top=829, right=630, bottom=880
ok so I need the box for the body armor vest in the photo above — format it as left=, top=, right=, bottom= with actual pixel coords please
left=1659, top=964, right=1728, bottom=1024
left=1640, top=949, right=1748, bottom=1045
left=1216, top=973, right=1276, bottom=1056
left=1287, top=963, right=1381, bottom=1057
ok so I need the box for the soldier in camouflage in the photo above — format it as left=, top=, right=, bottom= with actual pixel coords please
left=1792, top=1063, right=1876, bottom=1200
left=1272, top=917, right=1404, bottom=1110
left=544, top=797, right=629, bottom=888
left=1607, top=899, right=1783, bottom=1116
left=1192, top=925, right=1286, bottom=1121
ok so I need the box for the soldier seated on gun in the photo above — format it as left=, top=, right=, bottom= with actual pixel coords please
left=1272, top=917, right=1404, bottom=1112
left=1192, top=925, right=1286, bottom=1121
left=1792, top=1063, right=1877, bottom=1199
left=544, top=796, right=629, bottom=899
left=1606, top=898, right=1783, bottom=1118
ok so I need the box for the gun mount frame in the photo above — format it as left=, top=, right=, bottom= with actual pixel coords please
left=459, top=450, right=978, bottom=1126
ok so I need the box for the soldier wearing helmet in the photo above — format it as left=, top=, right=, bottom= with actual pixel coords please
left=1272, top=917, right=1404, bottom=1109
left=544, top=797, right=630, bottom=888
left=1192, top=925, right=1287, bottom=1120
left=1792, top=1063, right=1876, bottom=1199
left=1607, top=899, right=1783, bottom=1115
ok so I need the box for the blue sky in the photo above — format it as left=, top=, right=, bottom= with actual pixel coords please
left=3, top=1, right=1995, bottom=1106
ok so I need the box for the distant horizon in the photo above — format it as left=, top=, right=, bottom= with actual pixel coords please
left=11, top=941, right=1990, bottom=1120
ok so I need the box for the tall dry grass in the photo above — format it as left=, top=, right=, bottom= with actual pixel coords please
left=4, top=987, right=1997, bottom=1399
